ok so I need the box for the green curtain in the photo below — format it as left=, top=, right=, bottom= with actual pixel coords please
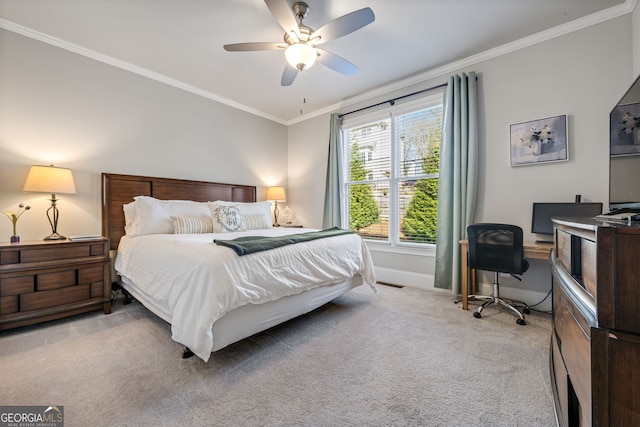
left=434, top=72, right=478, bottom=293
left=322, top=113, right=343, bottom=229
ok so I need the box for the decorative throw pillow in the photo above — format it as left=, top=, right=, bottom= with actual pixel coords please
left=242, top=214, right=271, bottom=230
left=171, top=216, right=214, bottom=234
left=208, top=201, right=272, bottom=229
left=211, top=205, right=246, bottom=233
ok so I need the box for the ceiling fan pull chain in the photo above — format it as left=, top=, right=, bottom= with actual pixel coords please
left=299, top=71, right=307, bottom=115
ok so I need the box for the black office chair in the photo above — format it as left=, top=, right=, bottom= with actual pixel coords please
left=467, top=223, right=530, bottom=325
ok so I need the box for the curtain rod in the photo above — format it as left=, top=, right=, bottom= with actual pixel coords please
left=338, top=82, right=448, bottom=119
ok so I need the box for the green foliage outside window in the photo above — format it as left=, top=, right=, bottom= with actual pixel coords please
left=401, top=109, right=442, bottom=243
left=401, top=142, right=440, bottom=243
left=344, top=103, right=442, bottom=244
left=349, top=143, right=379, bottom=230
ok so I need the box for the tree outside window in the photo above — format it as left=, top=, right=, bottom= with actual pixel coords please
left=342, top=98, right=442, bottom=246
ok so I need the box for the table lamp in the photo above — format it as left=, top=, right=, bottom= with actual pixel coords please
left=266, top=186, right=286, bottom=227
left=23, top=165, right=76, bottom=240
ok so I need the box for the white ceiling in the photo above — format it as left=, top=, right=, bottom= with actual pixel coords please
left=0, top=0, right=631, bottom=124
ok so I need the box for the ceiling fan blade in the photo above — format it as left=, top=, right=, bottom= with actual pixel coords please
left=265, top=0, right=300, bottom=40
left=316, top=49, right=358, bottom=76
left=310, top=8, right=375, bottom=45
left=281, top=65, right=298, bottom=86
left=224, top=42, right=286, bottom=52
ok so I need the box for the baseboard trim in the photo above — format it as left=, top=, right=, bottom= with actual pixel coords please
left=373, top=266, right=552, bottom=311
left=374, top=267, right=448, bottom=293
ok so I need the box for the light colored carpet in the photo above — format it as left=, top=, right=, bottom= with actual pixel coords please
left=0, top=284, right=555, bottom=427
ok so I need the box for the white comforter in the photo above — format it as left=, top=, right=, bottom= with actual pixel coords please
left=115, top=228, right=375, bottom=361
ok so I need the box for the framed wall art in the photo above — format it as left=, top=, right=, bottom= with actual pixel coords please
left=509, top=114, right=568, bottom=166
left=610, top=103, right=640, bottom=156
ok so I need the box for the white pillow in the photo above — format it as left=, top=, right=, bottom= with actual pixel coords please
left=128, top=196, right=211, bottom=236
left=210, top=205, right=246, bottom=233
left=123, top=201, right=138, bottom=236
left=171, top=216, right=214, bottom=234
left=208, top=201, right=272, bottom=229
left=243, top=214, right=271, bottom=230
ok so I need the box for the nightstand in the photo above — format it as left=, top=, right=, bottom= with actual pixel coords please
left=0, top=238, right=111, bottom=331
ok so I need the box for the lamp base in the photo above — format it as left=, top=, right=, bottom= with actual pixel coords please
left=273, top=200, right=281, bottom=227
left=44, top=232, right=67, bottom=241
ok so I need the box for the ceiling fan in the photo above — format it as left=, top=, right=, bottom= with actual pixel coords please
left=223, top=0, right=375, bottom=86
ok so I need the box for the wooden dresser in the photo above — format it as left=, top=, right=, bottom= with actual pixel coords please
left=0, top=238, right=111, bottom=331
left=550, top=217, right=640, bottom=426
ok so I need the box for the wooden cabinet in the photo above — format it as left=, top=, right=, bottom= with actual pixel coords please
left=0, top=238, right=111, bottom=331
left=550, top=217, right=640, bottom=426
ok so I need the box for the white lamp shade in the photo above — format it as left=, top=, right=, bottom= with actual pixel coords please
left=285, top=43, right=317, bottom=70
left=23, top=165, right=76, bottom=194
left=266, top=186, right=286, bottom=202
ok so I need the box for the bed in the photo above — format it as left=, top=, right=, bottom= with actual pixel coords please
left=102, top=173, right=375, bottom=361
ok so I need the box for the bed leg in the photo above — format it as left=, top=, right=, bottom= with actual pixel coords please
left=121, top=288, right=133, bottom=305
left=112, top=281, right=134, bottom=305
left=182, top=347, right=194, bottom=359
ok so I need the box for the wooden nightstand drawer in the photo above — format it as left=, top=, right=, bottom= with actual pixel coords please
left=0, top=275, right=34, bottom=296
left=21, top=245, right=90, bottom=263
left=0, top=238, right=111, bottom=331
left=79, top=265, right=104, bottom=284
left=37, top=270, right=76, bottom=291
left=21, top=284, right=91, bottom=312
left=90, top=282, right=104, bottom=297
left=0, top=250, right=19, bottom=265
left=90, top=243, right=105, bottom=256
left=0, top=295, right=18, bottom=315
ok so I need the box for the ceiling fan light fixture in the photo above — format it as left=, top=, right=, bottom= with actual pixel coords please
left=285, top=43, right=317, bottom=70
left=224, top=0, right=375, bottom=86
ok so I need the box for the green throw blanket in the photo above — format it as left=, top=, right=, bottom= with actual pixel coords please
left=214, top=227, right=355, bottom=256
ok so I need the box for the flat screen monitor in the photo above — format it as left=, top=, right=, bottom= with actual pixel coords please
left=531, top=202, right=603, bottom=236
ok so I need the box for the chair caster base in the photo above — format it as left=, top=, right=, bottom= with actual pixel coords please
left=473, top=311, right=482, bottom=318
left=516, top=318, right=527, bottom=325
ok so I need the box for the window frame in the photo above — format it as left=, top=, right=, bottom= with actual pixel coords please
left=340, top=92, right=444, bottom=248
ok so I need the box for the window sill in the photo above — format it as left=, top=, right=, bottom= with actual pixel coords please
left=363, top=240, right=436, bottom=257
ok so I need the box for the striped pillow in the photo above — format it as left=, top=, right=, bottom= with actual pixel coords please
left=171, top=216, right=214, bottom=234
left=243, top=214, right=271, bottom=230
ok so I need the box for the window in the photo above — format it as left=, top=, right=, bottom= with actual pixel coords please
left=341, top=94, right=443, bottom=246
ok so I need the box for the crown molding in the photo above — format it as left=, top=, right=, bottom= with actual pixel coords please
left=334, top=0, right=635, bottom=118
left=1, top=0, right=635, bottom=127
left=0, top=18, right=289, bottom=126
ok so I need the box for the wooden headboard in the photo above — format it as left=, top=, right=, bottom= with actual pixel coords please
left=102, top=173, right=257, bottom=250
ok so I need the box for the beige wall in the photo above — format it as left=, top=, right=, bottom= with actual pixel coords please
left=0, top=29, right=288, bottom=241
left=286, top=114, right=329, bottom=228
